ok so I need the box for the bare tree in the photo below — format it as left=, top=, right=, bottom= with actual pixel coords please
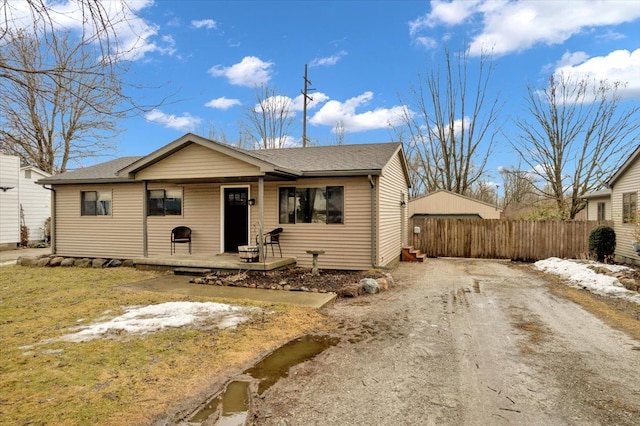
left=0, top=30, right=122, bottom=173
left=1, top=0, right=137, bottom=82
left=498, top=166, right=541, bottom=218
left=467, top=181, right=498, bottom=206
left=397, top=45, right=502, bottom=197
left=243, top=85, right=295, bottom=149
left=512, top=74, right=640, bottom=219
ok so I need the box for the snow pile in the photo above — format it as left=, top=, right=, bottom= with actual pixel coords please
left=60, top=301, right=258, bottom=342
left=534, top=257, right=640, bottom=304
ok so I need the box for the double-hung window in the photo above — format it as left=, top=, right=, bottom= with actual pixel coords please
left=623, top=192, right=637, bottom=224
left=279, top=186, right=344, bottom=224
left=81, top=191, right=112, bottom=216
left=148, top=189, right=182, bottom=216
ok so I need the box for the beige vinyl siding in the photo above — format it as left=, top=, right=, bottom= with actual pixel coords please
left=147, top=183, right=221, bottom=256
left=378, top=151, right=409, bottom=267
left=408, top=190, right=501, bottom=219
left=257, top=177, right=372, bottom=270
left=54, top=183, right=143, bottom=258
left=585, top=196, right=611, bottom=221
left=136, top=143, right=261, bottom=180
left=611, top=158, right=639, bottom=265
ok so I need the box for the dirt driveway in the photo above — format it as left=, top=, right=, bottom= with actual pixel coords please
left=251, top=259, right=640, bottom=425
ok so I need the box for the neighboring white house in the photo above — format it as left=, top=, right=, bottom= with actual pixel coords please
left=408, top=189, right=502, bottom=220
left=608, top=145, right=640, bottom=266
left=0, top=154, right=51, bottom=248
left=581, top=189, right=612, bottom=221
left=0, top=155, right=20, bottom=248
left=20, top=165, right=52, bottom=241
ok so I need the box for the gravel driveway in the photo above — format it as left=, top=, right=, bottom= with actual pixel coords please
left=251, top=259, right=640, bottom=425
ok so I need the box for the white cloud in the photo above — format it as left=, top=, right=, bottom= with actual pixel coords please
left=3, top=0, right=174, bottom=61
left=191, top=19, right=217, bottom=29
left=410, top=1, right=640, bottom=56
left=291, top=92, right=330, bottom=111
left=209, top=56, right=274, bottom=87
left=205, top=97, right=242, bottom=109
left=414, top=36, right=438, bottom=50
left=145, top=109, right=202, bottom=131
left=309, top=51, right=347, bottom=67
left=554, top=49, right=640, bottom=99
left=309, top=91, right=406, bottom=133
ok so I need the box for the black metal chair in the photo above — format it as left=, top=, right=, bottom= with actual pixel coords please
left=171, top=226, right=192, bottom=254
left=257, top=227, right=283, bottom=259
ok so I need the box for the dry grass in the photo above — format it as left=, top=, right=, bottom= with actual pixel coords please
left=0, top=266, right=330, bottom=425
left=549, top=280, right=640, bottom=341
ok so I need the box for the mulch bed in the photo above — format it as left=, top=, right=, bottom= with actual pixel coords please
left=196, top=267, right=386, bottom=294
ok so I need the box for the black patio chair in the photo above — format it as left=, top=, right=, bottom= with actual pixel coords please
left=171, top=226, right=192, bottom=254
left=257, top=227, right=283, bottom=259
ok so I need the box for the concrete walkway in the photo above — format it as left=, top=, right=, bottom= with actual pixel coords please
left=0, top=247, right=51, bottom=266
left=120, top=274, right=337, bottom=309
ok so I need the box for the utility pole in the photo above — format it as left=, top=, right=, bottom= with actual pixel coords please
left=301, top=64, right=315, bottom=147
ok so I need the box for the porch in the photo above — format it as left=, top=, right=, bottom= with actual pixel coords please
left=133, top=253, right=296, bottom=273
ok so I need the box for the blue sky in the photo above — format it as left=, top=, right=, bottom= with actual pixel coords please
left=12, top=1, right=640, bottom=184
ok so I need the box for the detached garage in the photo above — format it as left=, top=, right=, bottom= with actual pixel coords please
left=408, top=190, right=502, bottom=220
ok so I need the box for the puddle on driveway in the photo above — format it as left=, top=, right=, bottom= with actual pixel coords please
left=187, top=334, right=339, bottom=424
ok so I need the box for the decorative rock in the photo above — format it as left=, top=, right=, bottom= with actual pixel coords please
left=279, top=280, right=287, bottom=286
left=376, top=278, right=389, bottom=292
left=74, top=258, right=92, bottom=268
left=106, top=259, right=123, bottom=268
left=276, top=285, right=283, bottom=290
left=384, top=273, right=395, bottom=288
left=92, top=258, right=107, bottom=268
left=311, top=288, right=319, bottom=293
left=338, top=283, right=363, bottom=298
left=283, top=284, right=291, bottom=291
left=37, top=258, right=51, bottom=267
left=122, top=259, right=134, bottom=267
left=300, top=287, right=310, bottom=292
left=257, top=285, right=264, bottom=289
left=60, top=258, right=75, bottom=267
left=248, top=284, right=256, bottom=289
left=17, top=256, right=37, bottom=267
left=49, top=257, right=65, bottom=267
left=361, top=278, right=380, bottom=294
left=619, top=278, right=639, bottom=292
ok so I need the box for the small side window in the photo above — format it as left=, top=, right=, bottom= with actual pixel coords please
left=81, top=191, right=111, bottom=216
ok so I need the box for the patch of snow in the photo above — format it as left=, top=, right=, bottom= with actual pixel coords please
left=59, top=301, right=259, bottom=342
left=534, top=257, right=640, bottom=304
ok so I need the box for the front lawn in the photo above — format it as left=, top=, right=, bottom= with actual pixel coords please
left=0, top=266, right=329, bottom=425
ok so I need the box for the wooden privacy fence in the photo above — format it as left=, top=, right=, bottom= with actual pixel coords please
left=410, top=218, right=613, bottom=262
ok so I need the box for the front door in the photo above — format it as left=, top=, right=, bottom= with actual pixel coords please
left=224, top=187, right=249, bottom=252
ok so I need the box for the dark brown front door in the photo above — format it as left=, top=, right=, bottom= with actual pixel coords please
left=224, top=187, right=249, bottom=252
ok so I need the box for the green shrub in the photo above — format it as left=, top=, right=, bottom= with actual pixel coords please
left=589, top=225, right=616, bottom=262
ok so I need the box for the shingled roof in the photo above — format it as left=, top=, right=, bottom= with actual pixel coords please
left=39, top=134, right=406, bottom=184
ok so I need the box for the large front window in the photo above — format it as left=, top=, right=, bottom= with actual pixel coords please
left=148, top=189, right=182, bottom=216
left=279, top=186, right=343, bottom=224
left=81, top=191, right=111, bottom=216
left=623, top=192, right=637, bottom=224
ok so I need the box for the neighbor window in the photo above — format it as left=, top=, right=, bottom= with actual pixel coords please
left=279, top=186, right=343, bottom=224
left=81, top=191, right=111, bottom=216
left=148, top=189, right=182, bottom=216
left=597, top=202, right=606, bottom=221
left=623, top=192, right=637, bottom=224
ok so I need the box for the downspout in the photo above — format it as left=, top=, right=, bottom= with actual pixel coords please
left=43, top=185, right=56, bottom=254
left=368, top=175, right=377, bottom=268
left=142, top=181, right=148, bottom=257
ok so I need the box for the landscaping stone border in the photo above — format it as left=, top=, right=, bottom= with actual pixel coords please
left=16, top=255, right=134, bottom=268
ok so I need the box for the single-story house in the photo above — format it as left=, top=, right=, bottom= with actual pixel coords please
left=608, top=144, right=639, bottom=265
left=38, top=133, right=411, bottom=270
left=0, top=154, right=51, bottom=248
left=408, top=189, right=502, bottom=220
left=581, top=189, right=612, bottom=221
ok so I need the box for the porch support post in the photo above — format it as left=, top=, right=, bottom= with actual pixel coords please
left=142, top=180, right=148, bottom=257
left=258, top=176, right=265, bottom=262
